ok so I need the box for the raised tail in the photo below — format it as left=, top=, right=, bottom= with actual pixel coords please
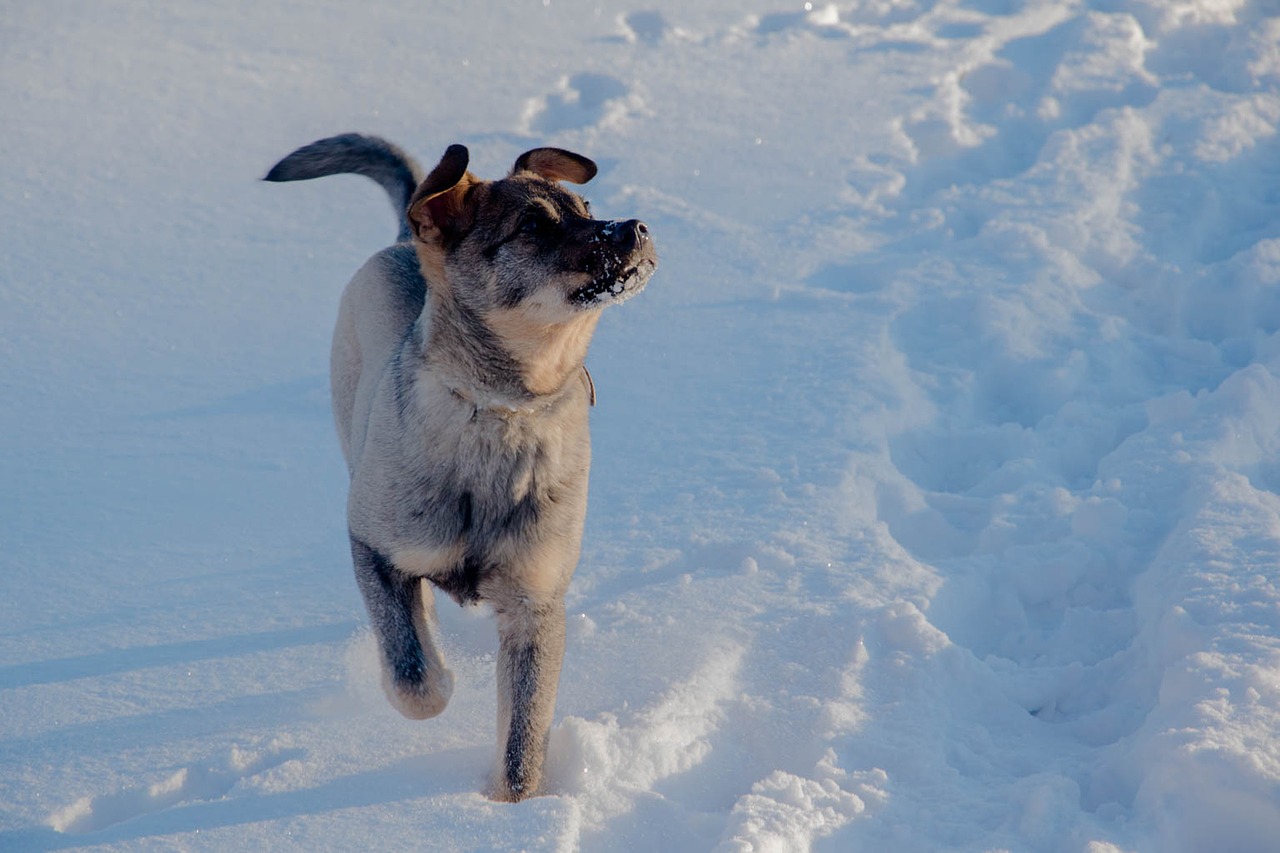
left=264, top=133, right=425, bottom=243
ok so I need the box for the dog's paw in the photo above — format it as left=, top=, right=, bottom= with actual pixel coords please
left=485, top=773, right=539, bottom=804
left=382, top=665, right=455, bottom=720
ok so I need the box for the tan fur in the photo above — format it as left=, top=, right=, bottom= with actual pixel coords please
left=484, top=309, right=602, bottom=396
left=391, top=543, right=469, bottom=578
left=412, top=239, right=449, bottom=289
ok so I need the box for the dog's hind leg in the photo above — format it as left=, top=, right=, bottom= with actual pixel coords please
left=488, top=600, right=566, bottom=802
left=350, top=537, right=454, bottom=719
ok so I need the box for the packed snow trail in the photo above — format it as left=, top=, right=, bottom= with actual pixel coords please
left=2, top=1, right=1279, bottom=851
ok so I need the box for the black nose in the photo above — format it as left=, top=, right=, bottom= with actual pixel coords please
left=606, top=219, right=649, bottom=251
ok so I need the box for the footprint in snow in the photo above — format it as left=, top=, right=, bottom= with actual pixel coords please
left=897, top=10, right=1158, bottom=192
left=520, top=72, right=647, bottom=136
left=752, top=5, right=844, bottom=35
left=621, top=11, right=669, bottom=45
left=47, top=743, right=303, bottom=835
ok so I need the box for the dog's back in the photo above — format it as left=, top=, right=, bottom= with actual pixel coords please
left=329, top=245, right=425, bottom=468
left=265, top=135, right=427, bottom=467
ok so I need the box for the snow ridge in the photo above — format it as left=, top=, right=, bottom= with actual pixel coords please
left=2, top=0, right=1279, bottom=850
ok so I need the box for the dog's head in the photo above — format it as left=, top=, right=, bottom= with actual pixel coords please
left=406, top=145, right=656, bottom=323
left=404, top=145, right=657, bottom=397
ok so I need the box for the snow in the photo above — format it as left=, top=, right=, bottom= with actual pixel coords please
left=2, top=0, right=1279, bottom=850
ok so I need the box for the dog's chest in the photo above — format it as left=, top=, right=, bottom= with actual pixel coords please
left=412, top=424, right=546, bottom=536
left=394, top=406, right=585, bottom=541
left=383, top=412, right=586, bottom=602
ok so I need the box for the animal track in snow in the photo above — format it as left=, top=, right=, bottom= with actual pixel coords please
left=519, top=72, right=649, bottom=136
left=618, top=10, right=672, bottom=45
left=894, top=8, right=1159, bottom=198
left=47, top=742, right=303, bottom=835
left=748, top=1, right=930, bottom=38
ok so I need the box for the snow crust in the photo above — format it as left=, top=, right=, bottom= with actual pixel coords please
left=2, top=0, right=1279, bottom=850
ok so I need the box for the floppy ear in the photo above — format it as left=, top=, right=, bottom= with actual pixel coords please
left=407, top=144, right=475, bottom=242
left=511, top=148, right=597, bottom=184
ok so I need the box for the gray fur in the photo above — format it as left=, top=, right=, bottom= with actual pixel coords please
left=267, top=134, right=656, bottom=802
left=264, top=134, right=425, bottom=243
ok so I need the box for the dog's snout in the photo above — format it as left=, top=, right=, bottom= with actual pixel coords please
left=618, top=219, right=649, bottom=247
left=602, top=219, right=650, bottom=251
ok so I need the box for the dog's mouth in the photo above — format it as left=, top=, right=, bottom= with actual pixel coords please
left=570, top=258, right=657, bottom=308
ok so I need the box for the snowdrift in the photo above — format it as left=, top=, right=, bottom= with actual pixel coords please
left=2, top=0, right=1278, bottom=850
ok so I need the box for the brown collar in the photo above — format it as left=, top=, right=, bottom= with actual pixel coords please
left=581, top=365, right=596, bottom=406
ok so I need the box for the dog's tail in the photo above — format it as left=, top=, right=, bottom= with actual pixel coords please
left=264, top=134, right=425, bottom=243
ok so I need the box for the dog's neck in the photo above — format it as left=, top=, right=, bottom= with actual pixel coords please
left=483, top=307, right=601, bottom=397
left=417, top=290, right=598, bottom=414
left=443, top=365, right=596, bottom=417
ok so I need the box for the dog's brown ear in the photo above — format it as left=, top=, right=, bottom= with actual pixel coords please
left=512, top=148, right=597, bottom=185
left=407, top=144, right=476, bottom=242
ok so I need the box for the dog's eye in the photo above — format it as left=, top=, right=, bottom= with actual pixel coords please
left=519, top=213, right=545, bottom=235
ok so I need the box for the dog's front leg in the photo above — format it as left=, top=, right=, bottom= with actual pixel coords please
left=350, top=537, right=455, bottom=719
left=489, top=598, right=566, bottom=802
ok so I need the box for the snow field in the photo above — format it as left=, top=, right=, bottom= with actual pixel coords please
left=2, top=0, right=1279, bottom=850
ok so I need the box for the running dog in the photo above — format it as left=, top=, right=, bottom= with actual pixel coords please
left=266, top=134, right=656, bottom=801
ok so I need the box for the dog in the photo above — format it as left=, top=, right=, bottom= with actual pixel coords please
left=265, top=134, right=656, bottom=801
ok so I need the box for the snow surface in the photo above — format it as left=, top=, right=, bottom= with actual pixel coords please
left=3, top=0, right=1280, bottom=850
